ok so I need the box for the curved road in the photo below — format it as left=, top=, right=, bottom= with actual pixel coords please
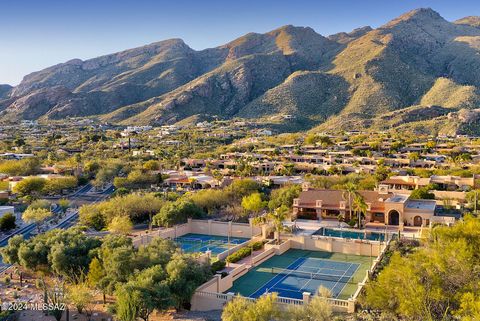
left=0, top=184, right=114, bottom=273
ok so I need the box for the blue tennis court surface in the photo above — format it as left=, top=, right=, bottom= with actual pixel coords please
left=174, top=233, right=249, bottom=255
left=249, top=257, right=360, bottom=299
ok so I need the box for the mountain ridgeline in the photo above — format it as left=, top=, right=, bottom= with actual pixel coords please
left=2, top=8, right=480, bottom=135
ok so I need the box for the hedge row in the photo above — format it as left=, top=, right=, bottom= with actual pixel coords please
left=225, top=241, right=265, bottom=263
left=211, top=260, right=226, bottom=273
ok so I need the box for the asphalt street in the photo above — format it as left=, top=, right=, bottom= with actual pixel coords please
left=0, top=184, right=114, bottom=273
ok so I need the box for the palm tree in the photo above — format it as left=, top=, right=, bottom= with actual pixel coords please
left=253, top=205, right=290, bottom=244
left=352, top=194, right=368, bottom=229
left=342, top=182, right=358, bottom=223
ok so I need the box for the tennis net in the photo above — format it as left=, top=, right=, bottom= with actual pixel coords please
left=270, top=267, right=355, bottom=283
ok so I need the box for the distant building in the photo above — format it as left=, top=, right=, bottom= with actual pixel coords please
left=0, top=153, right=34, bottom=160
left=381, top=175, right=474, bottom=191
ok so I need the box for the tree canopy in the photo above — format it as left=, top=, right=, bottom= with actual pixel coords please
left=363, top=216, right=480, bottom=321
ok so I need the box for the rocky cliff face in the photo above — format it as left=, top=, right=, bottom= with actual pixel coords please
left=2, top=8, right=480, bottom=134
left=0, top=85, right=12, bottom=100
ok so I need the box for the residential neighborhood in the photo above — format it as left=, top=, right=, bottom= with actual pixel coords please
left=1, top=2, right=480, bottom=321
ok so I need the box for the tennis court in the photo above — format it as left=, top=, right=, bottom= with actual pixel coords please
left=229, top=249, right=371, bottom=300
left=174, top=233, right=249, bottom=255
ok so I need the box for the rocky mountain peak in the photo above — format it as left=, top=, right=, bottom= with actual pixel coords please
left=455, top=16, right=480, bottom=28
left=328, top=26, right=373, bottom=44
left=383, top=8, right=445, bottom=28
left=3, top=8, right=480, bottom=135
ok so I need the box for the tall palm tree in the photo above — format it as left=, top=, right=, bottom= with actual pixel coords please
left=352, top=194, right=368, bottom=229
left=342, top=182, right=358, bottom=223
left=253, top=205, right=290, bottom=244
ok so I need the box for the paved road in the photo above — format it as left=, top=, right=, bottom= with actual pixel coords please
left=0, top=184, right=114, bottom=273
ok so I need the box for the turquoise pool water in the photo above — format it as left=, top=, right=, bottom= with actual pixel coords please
left=313, top=227, right=386, bottom=241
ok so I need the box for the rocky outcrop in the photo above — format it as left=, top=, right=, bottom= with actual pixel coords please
left=3, top=8, right=480, bottom=135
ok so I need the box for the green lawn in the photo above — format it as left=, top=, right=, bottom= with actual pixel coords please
left=228, top=249, right=371, bottom=300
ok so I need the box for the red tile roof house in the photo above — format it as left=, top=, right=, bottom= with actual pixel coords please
left=292, top=185, right=454, bottom=230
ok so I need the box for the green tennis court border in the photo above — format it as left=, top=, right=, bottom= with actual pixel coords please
left=228, top=249, right=371, bottom=300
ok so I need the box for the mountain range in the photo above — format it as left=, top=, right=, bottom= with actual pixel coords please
left=2, top=8, right=480, bottom=135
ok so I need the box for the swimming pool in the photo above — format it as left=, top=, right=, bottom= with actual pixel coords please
left=313, top=227, right=386, bottom=241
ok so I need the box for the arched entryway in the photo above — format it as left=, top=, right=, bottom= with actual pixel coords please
left=388, top=210, right=400, bottom=226
left=413, top=216, right=423, bottom=227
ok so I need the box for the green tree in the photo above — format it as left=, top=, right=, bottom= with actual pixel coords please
left=108, top=216, right=133, bottom=235
left=225, top=179, right=261, bottom=200
left=287, top=287, right=332, bottom=321
left=101, top=244, right=136, bottom=284
left=410, top=186, right=435, bottom=200
left=0, top=158, right=41, bottom=176
left=352, top=193, right=367, bottom=229
left=115, top=283, right=157, bottom=321
left=222, top=295, right=253, bottom=321
left=29, top=199, right=51, bottom=210
left=4, top=228, right=100, bottom=276
left=241, top=192, right=266, bottom=216
left=165, top=254, right=211, bottom=309
left=153, top=199, right=204, bottom=227
left=254, top=205, right=290, bottom=244
left=190, top=189, right=229, bottom=214
left=408, top=152, right=420, bottom=162
left=68, top=281, right=97, bottom=316
left=0, top=212, right=16, bottom=231
left=363, top=216, right=480, bottom=320
left=268, top=185, right=301, bottom=210
left=13, top=177, right=46, bottom=197
left=342, top=182, right=358, bottom=223
left=136, top=238, right=178, bottom=269
left=79, top=204, right=106, bottom=230
left=143, top=160, right=160, bottom=171
left=22, top=207, right=52, bottom=232
left=374, top=165, right=390, bottom=182
left=43, top=176, right=78, bottom=195
left=425, top=141, right=436, bottom=150
left=0, top=234, right=24, bottom=264
left=87, top=257, right=105, bottom=287
left=114, top=170, right=159, bottom=190
left=57, top=198, right=70, bottom=213
left=124, top=265, right=171, bottom=320
left=222, top=293, right=282, bottom=321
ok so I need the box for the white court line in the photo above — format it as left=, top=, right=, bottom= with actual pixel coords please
left=334, top=263, right=361, bottom=298
left=299, top=261, right=335, bottom=293
left=248, top=257, right=305, bottom=297
left=265, top=258, right=306, bottom=294
left=330, top=263, right=352, bottom=298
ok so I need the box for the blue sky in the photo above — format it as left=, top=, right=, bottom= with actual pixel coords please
left=1, top=0, right=479, bottom=85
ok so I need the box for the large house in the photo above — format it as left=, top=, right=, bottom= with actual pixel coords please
left=292, top=185, right=454, bottom=229
left=381, top=175, right=475, bottom=191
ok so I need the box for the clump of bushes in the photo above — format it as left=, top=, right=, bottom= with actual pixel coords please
left=225, top=241, right=266, bottom=263
left=251, top=241, right=265, bottom=251
left=211, top=260, right=226, bottom=273
left=226, top=247, right=252, bottom=263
